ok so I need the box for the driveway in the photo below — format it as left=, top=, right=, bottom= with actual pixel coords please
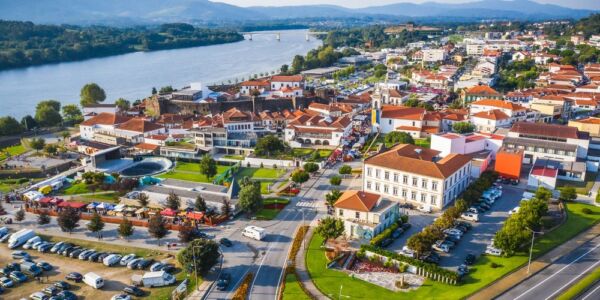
left=388, top=210, right=437, bottom=250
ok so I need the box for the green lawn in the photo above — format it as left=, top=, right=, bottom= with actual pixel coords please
left=415, top=139, right=431, bottom=148
left=0, top=178, right=32, bottom=193
left=236, top=167, right=284, bottom=179
left=0, top=144, right=27, bottom=161
left=61, top=182, right=91, bottom=195
left=255, top=198, right=290, bottom=220
left=316, top=149, right=333, bottom=158
left=259, top=181, right=275, bottom=194
left=557, top=266, right=600, bottom=300
left=223, top=155, right=245, bottom=160
left=77, top=192, right=120, bottom=203
left=292, top=148, right=314, bottom=158
left=158, top=163, right=230, bottom=183
left=557, top=172, right=597, bottom=195
left=282, top=273, right=312, bottom=300
left=306, top=202, right=600, bottom=299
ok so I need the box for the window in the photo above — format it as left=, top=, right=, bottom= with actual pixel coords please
left=355, top=212, right=360, bottom=219
left=339, top=209, right=344, bottom=217
left=384, top=171, right=390, bottom=180
left=389, top=120, right=392, bottom=125
left=384, top=185, right=389, bottom=193
left=422, top=179, right=428, bottom=189
left=393, top=187, right=398, bottom=196
left=375, top=169, right=381, bottom=178
left=411, top=192, right=416, bottom=200
left=431, top=195, right=437, bottom=205
left=421, top=194, right=426, bottom=203
left=375, top=183, right=380, bottom=191
left=432, top=181, right=438, bottom=191
left=403, top=175, right=408, bottom=184
left=402, top=189, right=407, bottom=198
left=412, top=177, right=418, bottom=186
left=393, top=173, right=399, bottom=182
left=366, top=181, right=372, bottom=190
left=367, top=167, right=372, bottom=177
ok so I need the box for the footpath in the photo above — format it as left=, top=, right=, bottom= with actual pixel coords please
left=469, top=222, right=600, bottom=300
left=294, top=226, right=329, bottom=300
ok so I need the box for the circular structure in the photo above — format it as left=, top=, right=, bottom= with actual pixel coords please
left=119, top=157, right=172, bottom=177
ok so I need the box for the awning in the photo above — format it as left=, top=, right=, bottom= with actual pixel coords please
left=39, top=197, right=54, bottom=205
left=135, top=207, right=149, bottom=214
left=87, top=202, right=100, bottom=209
left=96, top=202, right=115, bottom=210
left=186, top=211, right=204, bottom=221
left=50, top=198, right=64, bottom=204
left=160, top=208, right=178, bottom=217
left=58, top=201, right=87, bottom=209
left=114, top=204, right=126, bottom=212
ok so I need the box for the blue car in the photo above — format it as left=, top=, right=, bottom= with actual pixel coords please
left=9, top=271, right=27, bottom=283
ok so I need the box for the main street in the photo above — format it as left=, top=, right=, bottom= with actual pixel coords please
left=496, top=234, right=600, bottom=300
left=204, top=164, right=339, bottom=300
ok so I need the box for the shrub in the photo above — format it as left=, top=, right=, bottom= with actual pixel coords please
left=399, top=214, right=409, bottom=224
left=339, top=165, right=352, bottom=175
left=330, top=176, right=342, bottom=185
left=232, top=273, right=254, bottom=300
left=582, top=207, right=593, bottom=214
left=490, top=262, right=500, bottom=268
left=384, top=260, right=392, bottom=268
left=370, top=222, right=399, bottom=246
left=596, top=192, right=600, bottom=204
left=398, top=263, right=408, bottom=273
left=303, top=162, right=319, bottom=173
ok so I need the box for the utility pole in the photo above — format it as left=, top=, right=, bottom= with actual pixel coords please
left=527, top=228, right=542, bottom=274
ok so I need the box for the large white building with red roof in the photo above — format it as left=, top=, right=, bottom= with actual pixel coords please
left=284, top=113, right=352, bottom=147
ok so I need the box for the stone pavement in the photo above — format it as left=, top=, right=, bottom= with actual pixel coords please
left=468, top=222, right=600, bottom=300
left=295, top=226, right=329, bottom=300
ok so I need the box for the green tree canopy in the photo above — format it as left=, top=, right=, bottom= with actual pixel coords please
left=87, top=211, right=105, bottom=239
left=115, top=98, right=131, bottom=111
left=148, top=214, right=169, bottom=245
left=291, top=169, right=309, bottom=184
left=35, top=100, right=62, bottom=127
left=315, top=216, right=345, bottom=241
left=559, top=187, right=577, bottom=202
left=385, top=132, right=415, bottom=146
left=0, top=116, right=24, bottom=136
left=339, top=165, right=353, bottom=175
left=452, top=122, right=475, bottom=134
left=199, top=155, right=217, bottom=180
left=29, top=137, right=46, bottom=152
left=118, top=217, right=134, bottom=241
left=254, top=135, right=285, bottom=156
left=62, top=104, right=83, bottom=124
left=80, top=83, right=106, bottom=106
left=177, top=239, right=220, bottom=274
left=238, top=181, right=263, bottom=214
left=57, top=207, right=80, bottom=233
left=166, top=191, right=181, bottom=210
left=195, top=195, right=207, bottom=212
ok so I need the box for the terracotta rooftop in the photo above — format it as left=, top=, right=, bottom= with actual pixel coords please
left=510, top=122, right=581, bottom=139
left=465, top=85, right=500, bottom=95
left=472, top=109, right=510, bottom=121
left=471, top=99, right=525, bottom=111
left=80, top=113, right=131, bottom=126
left=271, top=75, right=303, bottom=82
left=334, top=190, right=380, bottom=213
left=118, top=118, right=164, bottom=133
left=381, top=106, right=425, bottom=120
left=572, top=117, right=600, bottom=125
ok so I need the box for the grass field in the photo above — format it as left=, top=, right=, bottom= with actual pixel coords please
left=236, top=167, right=284, bottom=179
left=415, top=138, right=431, bottom=148
left=255, top=198, right=290, bottom=220
left=557, top=172, right=597, bottom=195
left=76, top=192, right=120, bottom=203
left=259, top=180, right=276, bottom=194
left=158, top=162, right=230, bottom=183
left=0, top=178, right=32, bottom=192
left=0, top=144, right=27, bottom=161
left=305, top=202, right=600, bottom=299
left=61, top=182, right=91, bottom=195
left=222, top=155, right=245, bottom=160
left=282, top=273, right=312, bottom=300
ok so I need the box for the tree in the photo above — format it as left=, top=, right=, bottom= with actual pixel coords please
left=494, top=216, right=530, bottom=256
left=452, top=122, right=475, bottom=134
left=35, top=102, right=62, bottom=127
left=44, top=144, right=58, bottom=156
left=20, top=115, right=37, bottom=131
left=178, top=225, right=195, bottom=243
left=315, top=216, right=345, bottom=241
left=177, top=239, right=220, bottom=274
left=385, top=132, right=415, bottom=146
left=0, top=116, right=24, bottom=136
left=238, top=181, right=262, bottom=214
left=159, top=86, right=174, bottom=94
left=407, top=233, right=431, bottom=258
left=87, top=211, right=105, bottom=239
left=535, top=187, right=552, bottom=202
left=166, top=191, right=181, bottom=210
left=339, top=165, right=353, bottom=175
left=330, top=175, right=342, bottom=186
left=118, top=217, right=134, bottom=241
left=195, top=195, right=207, bottom=212
left=30, top=138, right=46, bottom=153
left=60, top=131, right=71, bottom=144
left=310, top=151, right=321, bottom=161
left=222, top=198, right=232, bottom=216
left=254, top=135, right=285, bottom=156
left=303, top=162, right=319, bottom=173
left=455, top=198, right=468, bottom=213
left=137, top=192, right=149, bottom=207
left=152, top=87, right=158, bottom=95
left=115, top=98, right=131, bottom=111
left=291, top=170, right=309, bottom=184
left=62, top=104, right=83, bottom=124
left=38, top=211, right=50, bottom=225
left=325, top=189, right=343, bottom=208
left=199, top=155, right=217, bottom=180
left=57, top=207, right=80, bottom=233
left=291, top=55, right=305, bottom=73
left=559, top=187, right=577, bottom=202
left=80, top=83, right=106, bottom=106
left=15, top=209, right=25, bottom=222
left=148, top=214, right=169, bottom=245
left=280, top=64, right=289, bottom=74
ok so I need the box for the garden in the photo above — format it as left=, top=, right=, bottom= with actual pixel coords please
left=0, top=144, right=27, bottom=161
left=305, top=202, right=600, bottom=299
left=254, top=197, right=290, bottom=220
left=158, top=161, right=231, bottom=183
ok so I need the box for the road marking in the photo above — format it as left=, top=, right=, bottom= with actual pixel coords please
left=544, top=258, right=600, bottom=300
left=582, top=281, right=600, bottom=300
left=512, top=241, right=600, bottom=300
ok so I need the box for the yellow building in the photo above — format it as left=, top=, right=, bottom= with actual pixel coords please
left=569, top=117, right=600, bottom=137
left=530, top=103, right=562, bottom=118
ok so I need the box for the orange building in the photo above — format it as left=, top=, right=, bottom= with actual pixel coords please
left=495, top=147, right=524, bottom=179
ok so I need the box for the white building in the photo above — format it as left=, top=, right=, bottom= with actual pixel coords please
left=363, top=144, right=472, bottom=210
left=422, top=49, right=448, bottom=62
left=284, top=114, right=352, bottom=147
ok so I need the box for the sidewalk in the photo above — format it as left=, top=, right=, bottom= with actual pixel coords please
left=468, top=222, right=600, bottom=300
left=295, top=226, right=329, bottom=300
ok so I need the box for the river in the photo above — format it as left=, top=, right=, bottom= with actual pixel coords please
left=0, top=29, right=321, bottom=119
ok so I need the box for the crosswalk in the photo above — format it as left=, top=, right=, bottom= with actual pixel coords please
left=295, top=200, right=319, bottom=208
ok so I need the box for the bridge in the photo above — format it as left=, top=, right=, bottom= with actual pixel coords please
left=240, top=31, right=328, bottom=41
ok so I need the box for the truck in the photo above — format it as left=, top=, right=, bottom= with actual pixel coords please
left=141, top=271, right=176, bottom=288
left=83, top=272, right=104, bottom=289
left=241, top=226, right=266, bottom=241
left=20, top=261, right=42, bottom=277
left=8, top=229, right=35, bottom=249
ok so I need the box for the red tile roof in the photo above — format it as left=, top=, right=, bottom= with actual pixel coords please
left=271, top=75, right=303, bottom=82
left=334, top=190, right=380, bottom=213
left=471, top=99, right=525, bottom=111
left=510, top=122, right=580, bottom=139
left=80, top=113, right=131, bottom=126
left=472, top=109, right=510, bottom=121
left=118, top=118, right=164, bottom=133
left=531, top=166, right=558, bottom=178
left=465, top=85, right=500, bottom=95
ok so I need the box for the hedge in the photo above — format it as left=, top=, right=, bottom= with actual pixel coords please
left=370, top=221, right=399, bottom=246
left=361, top=244, right=459, bottom=283
left=232, top=272, right=254, bottom=300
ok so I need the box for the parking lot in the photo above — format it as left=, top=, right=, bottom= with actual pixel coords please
left=387, top=184, right=525, bottom=270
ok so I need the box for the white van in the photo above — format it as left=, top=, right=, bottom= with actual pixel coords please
left=242, top=226, right=266, bottom=241
left=83, top=272, right=104, bottom=289
left=461, top=212, right=479, bottom=222
left=103, top=254, right=122, bottom=266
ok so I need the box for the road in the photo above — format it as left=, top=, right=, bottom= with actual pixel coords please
left=496, top=234, right=600, bottom=300
left=577, top=278, right=600, bottom=300
left=204, top=164, right=339, bottom=300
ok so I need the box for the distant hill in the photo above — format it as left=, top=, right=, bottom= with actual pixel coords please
left=0, top=0, right=595, bottom=25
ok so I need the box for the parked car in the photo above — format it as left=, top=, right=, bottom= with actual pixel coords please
left=461, top=212, right=479, bottom=222
left=401, top=246, right=416, bottom=258
left=37, top=261, right=53, bottom=271
left=10, top=271, right=27, bottom=283
left=137, top=259, right=154, bottom=270
left=509, top=206, right=520, bottom=216
left=391, top=228, right=404, bottom=239
left=445, top=234, right=460, bottom=243
left=150, top=263, right=165, bottom=272
left=464, top=254, right=476, bottom=265
left=120, top=254, right=136, bottom=266
left=161, top=264, right=176, bottom=274
left=123, top=285, right=144, bottom=296
left=65, top=272, right=82, bottom=282
left=443, top=229, right=463, bottom=237
left=97, top=253, right=111, bottom=263
left=380, top=238, right=394, bottom=247
left=29, top=291, right=49, bottom=300
left=420, top=252, right=440, bottom=264
left=485, top=247, right=503, bottom=256
left=69, top=249, right=84, bottom=259
left=432, top=243, right=450, bottom=253
left=127, top=258, right=142, bottom=269
left=458, top=264, right=469, bottom=277
left=401, top=223, right=412, bottom=231
left=38, top=243, right=53, bottom=253
left=103, top=254, right=122, bottom=267
left=78, top=250, right=93, bottom=260
left=89, top=252, right=103, bottom=262
left=216, top=273, right=231, bottom=291
left=53, top=281, right=71, bottom=290
left=43, top=285, right=60, bottom=296
left=0, top=233, right=11, bottom=243
left=219, top=238, right=233, bottom=247
left=51, top=291, right=76, bottom=300
left=110, top=294, right=131, bottom=300
left=12, top=250, right=30, bottom=259
left=0, top=276, right=14, bottom=288
left=417, top=205, right=432, bottom=213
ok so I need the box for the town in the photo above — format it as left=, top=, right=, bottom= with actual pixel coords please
left=0, top=8, right=600, bottom=300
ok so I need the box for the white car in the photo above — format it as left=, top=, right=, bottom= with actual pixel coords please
left=111, top=294, right=131, bottom=300
left=508, top=206, right=520, bottom=215
left=461, top=212, right=479, bottom=222
left=485, top=247, right=503, bottom=256
left=443, top=229, right=463, bottom=237
left=432, top=243, right=450, bottom=253
left=417, top=205, right=432, bottom=213
left=120, top=254, right=136, bottom=266
left=401, top=246, right=416, bottom=258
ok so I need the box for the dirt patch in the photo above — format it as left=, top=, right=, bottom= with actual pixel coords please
left=0, top=246, right=175, bottom=299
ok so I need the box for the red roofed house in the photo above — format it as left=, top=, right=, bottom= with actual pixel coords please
left=333, top=190, right=399, bottom=240
left=270, top=75, right=304, bottom=90
left=462, top=85, right=502, bottom=104
left=239, top=80, right=270, bottom=96
left=470, top=109, right=512, bottom=132
left=376, top=105, right=441, bottom=138
left=79, top=113, right=131, bottom=141
left=284, top=114, right=352, bottom=147
left=528, top=165, right=558, bottom=190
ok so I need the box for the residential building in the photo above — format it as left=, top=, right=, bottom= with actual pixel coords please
left=494, top=147, right=524, bottom=179
left=284, top=114, right=352, bottom=147
left=462, top=85, right=502, bottom=104
left=569, top=117, right=600, bottom=137
left=470, top=110, right=512, bottom=133
left=82, top=104, right=118, bottom=120
left=422, top=49, right=448, bottom=62
left=334, top=190, right=399, bottom=240
left=79, top=113, right=131, bottom=142
left=363, top=144, right=472, bottom=210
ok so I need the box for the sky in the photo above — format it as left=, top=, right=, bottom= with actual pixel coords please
left=216, top=0, right=600, bottom=10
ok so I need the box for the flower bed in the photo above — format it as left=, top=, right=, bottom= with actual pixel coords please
left=351, top=258, right=398, bottom=274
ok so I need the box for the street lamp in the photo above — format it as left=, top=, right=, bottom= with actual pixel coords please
left=526, top=227, right=543, bottom=274
left=191, top=245, right=200, bottom=291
